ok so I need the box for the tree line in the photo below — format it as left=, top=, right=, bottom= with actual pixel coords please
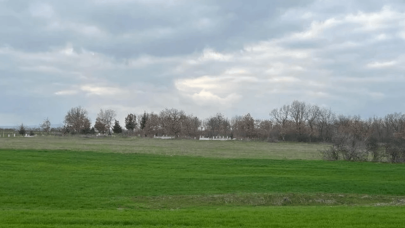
left=9, top=100, right=405, bottom=163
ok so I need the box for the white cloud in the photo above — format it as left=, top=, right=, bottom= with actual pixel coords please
left=55, top=90, right=79, bottom=96
left=81, top=85, right=127, bottom=96
left=197, top=49, right=233, bottom=63
left=344, top=6, right=403, bottom=30
left=191, top=90, right=241, bottom=106
left=367, top=61, right=397, bottom=68
left=292, top=18, right=341, bottom=39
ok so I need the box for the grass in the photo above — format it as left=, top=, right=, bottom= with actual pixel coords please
left=2, top=207, right=405, bottom=228
left=0, top=136, right=326, bottom=160
left=1, top=149, right=405, bottom=210
left=1, top=139, right=405, bottom=227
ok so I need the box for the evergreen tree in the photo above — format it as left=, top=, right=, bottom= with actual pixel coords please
left=18, top=124, right=26, bottom=136
left=140, top=112, right=148, bottom=130
left=112, top=120, right=122, bottom=134
left=125, top=114, right=137, bottom=131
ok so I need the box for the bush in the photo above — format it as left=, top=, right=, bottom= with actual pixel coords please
left=384, top=138, right=405, bottom=163
left=320, top=133, right=368, bottom=162
left=267, top=137, right=279, bottom=143
left=366, top=137, right=381, bottom=162
left=320, top=146, right=339, bottom=161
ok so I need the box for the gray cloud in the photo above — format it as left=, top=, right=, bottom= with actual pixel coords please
left=1, top=0, right=405, bottom=126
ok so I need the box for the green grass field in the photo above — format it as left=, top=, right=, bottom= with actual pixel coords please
left=2, top=207, right=405, bottom=228
left=0, top=138, right=404, bottom=227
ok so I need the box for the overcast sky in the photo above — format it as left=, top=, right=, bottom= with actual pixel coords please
left=1, top=0, right=405, bottom=126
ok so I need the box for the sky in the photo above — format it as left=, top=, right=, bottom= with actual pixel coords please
left=1, top=0, right=405, bottom=126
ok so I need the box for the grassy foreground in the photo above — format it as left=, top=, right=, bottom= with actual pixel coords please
left=2, top=149, right=405, bottom=210
left=2, top=207, right=405, bottom=228
left=1, top=142, right=405, bottom=227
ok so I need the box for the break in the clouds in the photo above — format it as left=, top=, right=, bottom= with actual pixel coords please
left=1, top=0, right=405, bottom=126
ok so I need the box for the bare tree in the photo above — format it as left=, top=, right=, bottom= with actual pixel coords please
left=94, top=117, right=107, bottom=134
left=384, top=137, right=405, bottom=163
left=181, top=115, right=201, bottom=138
left=96, top=109, right=116, bottom=135
left=370, top=116, right=384, bottom=141
left=144, top=112, right=160, bottom=137
left=64, top=106, right=91, bottom=134
left=160, top=108, right=185, bottom=137
left=270, top=104, right=290, bottom=141
left=257, top=119, right=273, bottom=140
left=230, top=115, right=243, bottom=139
left=317, top=108, right=335, bottom=142
left=40, top=118, right=51, bottom=135
left=305, top=104, right=321, bottom=142
left=242, top=113, right=255, bottom=139
left=205, top=113, right=230, bottom=137
left=289, top=100, right=307, bottom=137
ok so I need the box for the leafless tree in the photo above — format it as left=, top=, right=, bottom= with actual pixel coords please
left=181, top=115, right=201, bottom=138
left=289, top=100, right=307, bottom=137
left=230, top=115, right=242, bottom=138
left=256, top=119, right=273, bottom=140
left=144, top=112, right=161, bottom=137
left=94, top=117, right=107, bottom=134
left=64, top=106, right=91, bottom=134
left=316, top=108, right=335, bottom=142
left=159, top=108, right=185, bottom=137
left=205, top=113, right=230, bottom=137
left=242, top=113, right=255, bottom=139
left=305, top=105, right=321, bottom=142
left=40, top=118, right=51, bottom=135
left=96, top=109, right=116, bottom=134
left=370, top=116, right=384, bottom=140
left=384, top=138, right=405, bottom=163
left=270, top=104, right=290, bottom=140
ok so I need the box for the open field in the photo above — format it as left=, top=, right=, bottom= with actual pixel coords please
left=0, top=136, right=326, bottom=160
left=2, top=207, right=405, bottom=228
left=1, top=147, right=405, bottom=227
left=2, top=149, right=405, bottom=209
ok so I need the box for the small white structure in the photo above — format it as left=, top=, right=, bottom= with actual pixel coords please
left=199, top=136, right=210, bottom=141
left=199, top=136, right=235, bottom=141
left=154, top=135, right=175, bottom=139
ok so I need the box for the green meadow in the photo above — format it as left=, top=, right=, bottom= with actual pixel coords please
left=0, top=137, right=404, bottom=227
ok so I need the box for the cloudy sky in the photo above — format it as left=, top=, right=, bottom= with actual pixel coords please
left=1, top=0, right=405, bottom=126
